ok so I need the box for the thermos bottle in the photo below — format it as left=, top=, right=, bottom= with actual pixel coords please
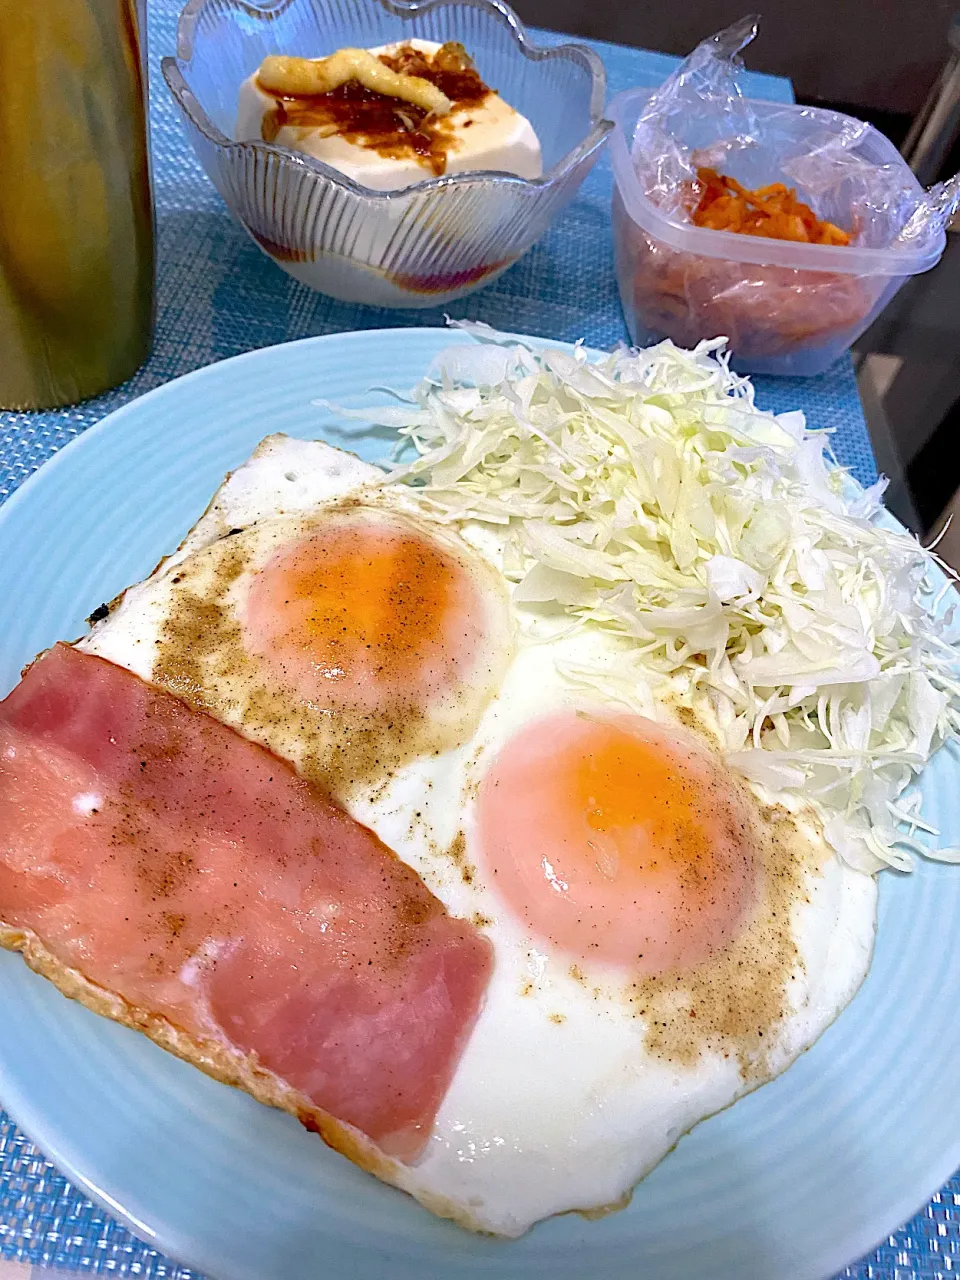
left=0, top=0, right=154, bottom=409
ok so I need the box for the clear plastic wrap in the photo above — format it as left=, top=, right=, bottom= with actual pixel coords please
left=610, top=18, right=959, bottom=375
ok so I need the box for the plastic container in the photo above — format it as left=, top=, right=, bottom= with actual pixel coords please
left=609, top=89, right=947, bottom=376
left=162, top=0, right=610, bottom=308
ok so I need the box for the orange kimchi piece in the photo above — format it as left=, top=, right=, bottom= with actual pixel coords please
left=691, top=167, right=851, bottom=246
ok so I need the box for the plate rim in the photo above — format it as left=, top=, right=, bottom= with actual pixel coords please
left=0, top=328, right=485, bottom=526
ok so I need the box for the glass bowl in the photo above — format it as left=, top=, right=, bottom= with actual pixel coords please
left=161, top=0, right=611, bottom=307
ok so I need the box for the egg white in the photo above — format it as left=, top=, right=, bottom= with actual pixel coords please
left=80, top=435, right=878, bottom=1236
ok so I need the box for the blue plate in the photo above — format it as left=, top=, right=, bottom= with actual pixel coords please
left=0, top=329, right=958, bottom=1280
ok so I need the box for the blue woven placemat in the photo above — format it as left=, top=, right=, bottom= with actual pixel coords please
left=0, top=1, right=956, bottom=1276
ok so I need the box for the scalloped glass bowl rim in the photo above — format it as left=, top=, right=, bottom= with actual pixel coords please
left=161, top=0, right=614, bottom=200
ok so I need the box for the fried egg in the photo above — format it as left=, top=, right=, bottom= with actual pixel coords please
left=81, top=435, right=877, bottom=1236
left=82, top=440, right=514, bottom=793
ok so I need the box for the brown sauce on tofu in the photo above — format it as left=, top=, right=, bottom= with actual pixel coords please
left=259, top=42, right=491, bottom=177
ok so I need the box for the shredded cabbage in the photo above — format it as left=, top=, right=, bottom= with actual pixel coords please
left=324, top=322, right=960, bottom=875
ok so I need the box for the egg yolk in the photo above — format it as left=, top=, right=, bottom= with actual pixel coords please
left=475, top=710, right=757, bottom=973
left=244, top=510, right=487, bottom=711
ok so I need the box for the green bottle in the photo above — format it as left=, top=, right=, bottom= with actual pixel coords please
left=0, top=0, right=154, bottom=409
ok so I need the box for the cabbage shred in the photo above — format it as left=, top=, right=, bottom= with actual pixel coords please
left=335, top=326, right=960, bottom=874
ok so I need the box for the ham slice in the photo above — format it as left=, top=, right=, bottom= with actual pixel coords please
left=0, top=644, right=492, bottom=1162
